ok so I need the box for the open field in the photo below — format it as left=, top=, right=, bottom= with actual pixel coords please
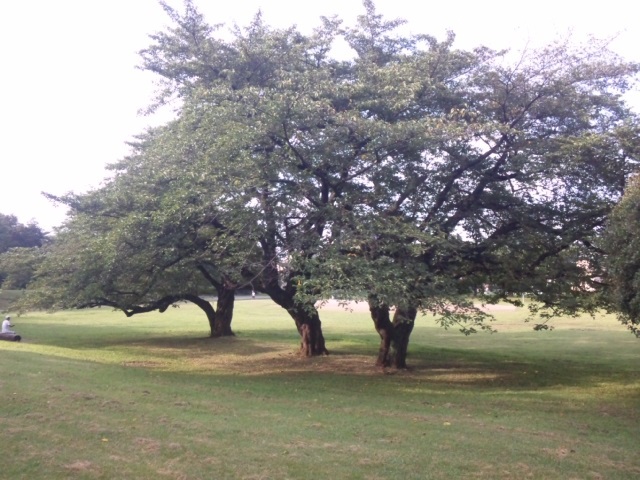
left=1, top=299, right=639, bottom=479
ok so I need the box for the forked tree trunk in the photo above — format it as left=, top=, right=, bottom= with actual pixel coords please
left=369, top=297, right=417, bottom=369
left=194, top=266, right=237, bottom=337
left=185, top=290, right=235, bottom=338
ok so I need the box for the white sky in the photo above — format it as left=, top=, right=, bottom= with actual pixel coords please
left=1, top=0, right=638, bottom=232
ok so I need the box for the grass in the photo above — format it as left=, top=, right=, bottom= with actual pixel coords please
left=1, top=299, right=639, bottom=479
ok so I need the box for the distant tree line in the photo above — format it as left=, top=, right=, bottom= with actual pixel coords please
left=0, top=213, right=47, bottom=289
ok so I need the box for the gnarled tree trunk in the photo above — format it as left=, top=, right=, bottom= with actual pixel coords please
left=369, top=297, right=417, bottom=368
left=213, top=284, right=235, bottom=337
left=369, top=297, right=393, bottom=367
left=263, top=284, right=328, bottom=356
left=287, top=303, right=328, bottom=356
left=185, top=290, right=235, bottom=337
left=254, top=230, right=328, bottom=356
left=195, top=266, right=236, bottom=337
left=390, top=305, right=417, bottom=369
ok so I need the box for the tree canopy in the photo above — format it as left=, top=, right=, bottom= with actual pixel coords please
left=0, top=213, right=47, bottom=288
left=22, top=125, right=250, bottom=337
left=0, top=213, right=47, bottom=254
left=603, top=174, right=640, bottom=335
left=22, top=0, right=640, bottom=366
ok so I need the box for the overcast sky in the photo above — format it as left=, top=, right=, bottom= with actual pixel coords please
left=1, top=0, right=638, bottom=232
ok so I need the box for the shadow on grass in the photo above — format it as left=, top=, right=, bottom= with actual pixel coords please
left=8, top=306, right=638, bottom=397
left=12, top=327, right=639, bottom=398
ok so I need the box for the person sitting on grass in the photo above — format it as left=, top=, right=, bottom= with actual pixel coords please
left=2, top=315, right=15, bottom=334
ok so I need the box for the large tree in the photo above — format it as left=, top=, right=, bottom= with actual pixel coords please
left=314, top=3, right=640, bottom=366
left=602, top=174, right=640, bottom=336
left=137, top=0, right=640, bottom=360
left=0, top=213, right=47, bottom=287
left=169, top=1, right=638, bottom=365
left=21, top=124, right=253, bottom=337
left=136, top=1, right=503, bottom=356
left=0, top=213, right=47, bottom=254
left=23, top=1, right=640, bottom=363
left=137, top=2, right=354, bottom=355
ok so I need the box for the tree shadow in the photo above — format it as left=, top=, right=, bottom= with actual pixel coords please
left=16, top=322, right=640, bottom=396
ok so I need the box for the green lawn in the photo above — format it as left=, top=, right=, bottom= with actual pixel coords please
left=1, top=299, right=638, bottom=479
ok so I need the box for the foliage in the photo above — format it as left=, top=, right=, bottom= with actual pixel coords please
left=0, top=213, right=47, bottom=254
left=0, top=247, right=44, bottom=289
left=20, top=125, right=257, bottom=335
left=0, top=213, right=47, bottom=287
left=0, top=289, right=23, bottom=313
left=142, top=1, right=639, bottom=310
left=603, top=174, right=640, bottom=335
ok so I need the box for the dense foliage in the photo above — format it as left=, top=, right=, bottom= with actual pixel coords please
left=0, top=213, right=47, bottom=288
left=0, top=213, right=46, bottom=254
left=603, top=175, right=640, bottom=335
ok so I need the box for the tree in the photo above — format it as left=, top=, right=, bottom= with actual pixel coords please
left=0, top=247, right=44, bottom=290
left=0, top=213, right=47, bottom=254
left=22, top=215, right=237, bottom=337
left=137, top=2, right=497, bottom=357
left=137, top=2, right=352, bottom=355
left=321, top=5, right=640, bottom=365
left=25, top=1, right=640, bottom=364
left=137, top=0, right=640, bottom=362
left=602, top=173, right=640, bottom=336
left=21, top=124, right=254, bottom=337
left=0, top=213, right=47, bottom=287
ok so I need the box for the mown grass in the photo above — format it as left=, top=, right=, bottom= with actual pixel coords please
left=1, top=299, right=639, bottom=479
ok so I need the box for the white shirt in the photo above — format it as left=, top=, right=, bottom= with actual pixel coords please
left=2, top=319, right=14, bottom=333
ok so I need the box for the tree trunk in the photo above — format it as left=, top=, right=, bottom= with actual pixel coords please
left=287, top=303, right=329, bottom=356
left=254, top=244, right=328, bottom=356
left=194, top=266, right=236, bottom=337
left=369, top=297, right=393, bottom=367
left=369, top=297, right=417, bottom=369
left=185, top=291, right=235, bottom=337
left=390, top=305, right=417, bottom=369
left=213, top=285, right=235, bottom=337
